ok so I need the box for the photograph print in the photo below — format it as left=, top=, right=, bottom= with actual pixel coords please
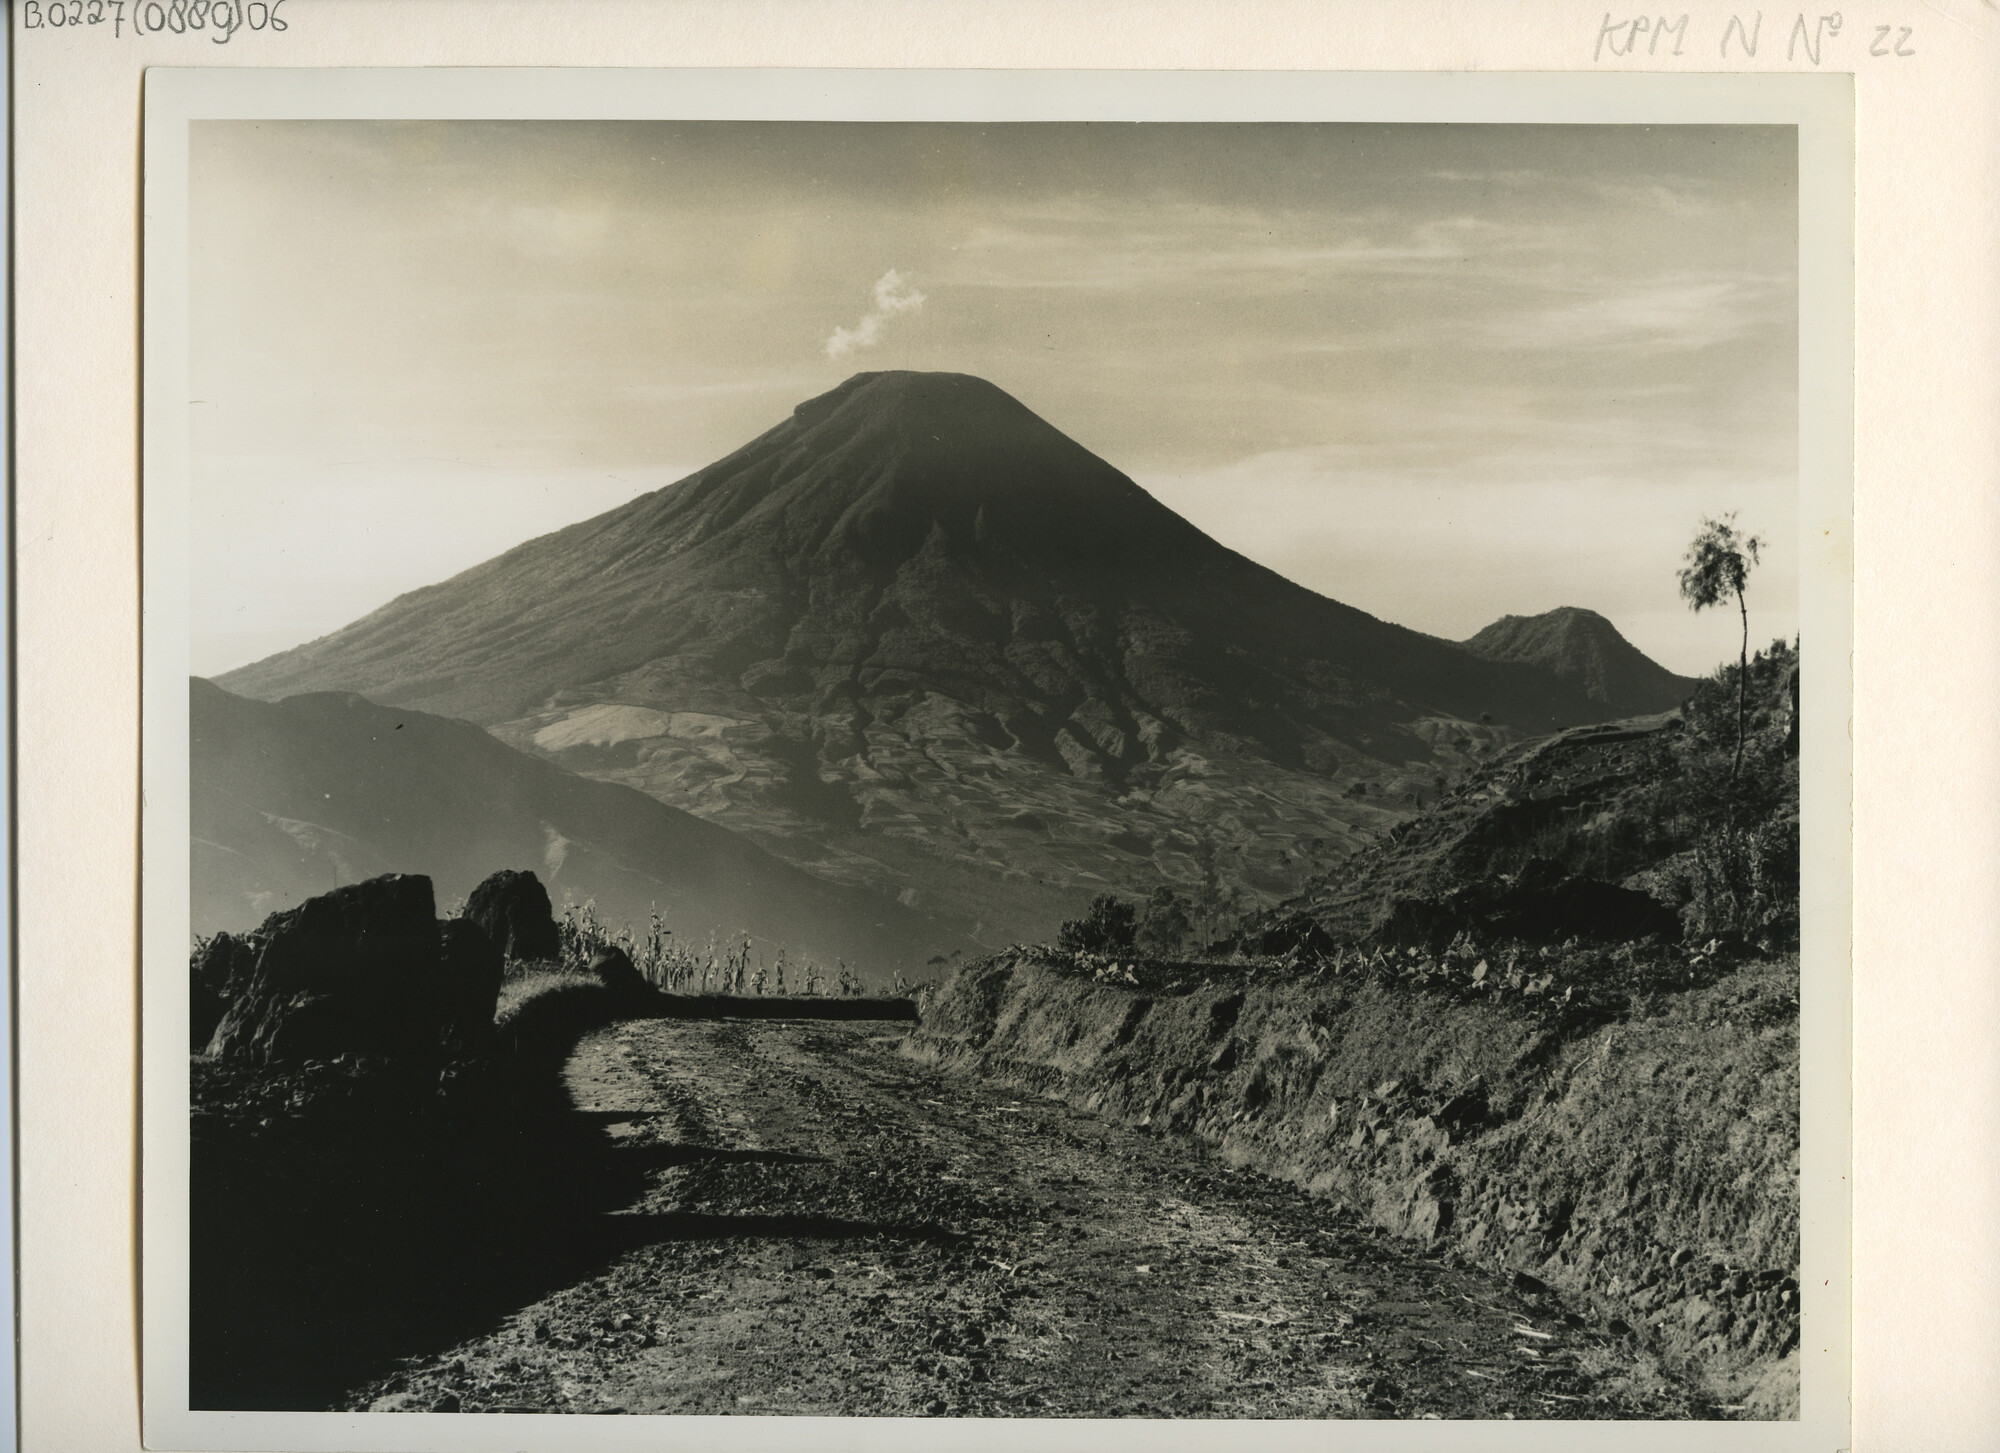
left=161, top=90, right=1825, bottom=1431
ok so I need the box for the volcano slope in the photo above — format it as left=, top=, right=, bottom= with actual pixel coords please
left=220, top=372, right=1624, bottom=945
left=191, top=677, right=970, bottom=977
left=905, top=644, right=1804, bottom=1415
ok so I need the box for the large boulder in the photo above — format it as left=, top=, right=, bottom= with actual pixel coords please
left=191, top=932, right=260, bottom=1053
left=207, top=874, right=445, bottom=1065
left=464, top=869, right=562, bottom=963
left=437, top=918, right=503, bottom=1054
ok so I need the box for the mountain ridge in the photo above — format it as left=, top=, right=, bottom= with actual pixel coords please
left=192, top=676, right=970, bottom=978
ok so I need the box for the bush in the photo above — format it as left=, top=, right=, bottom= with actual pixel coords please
left=1135, top=886, right=1194, bottom=957
left=1057, top=894, right=1137, bottom=955
left=1683, top=819, right=1800, bottom=948
left=494, top=966, right=606, bottom=1028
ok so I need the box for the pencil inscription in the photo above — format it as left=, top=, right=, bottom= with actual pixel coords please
left=1592, top=8, right=1920, bottom=61
left=18, top=0, right=287, bottom=40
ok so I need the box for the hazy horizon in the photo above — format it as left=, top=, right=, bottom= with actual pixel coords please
left=192, top=121, right=1799, bottom=679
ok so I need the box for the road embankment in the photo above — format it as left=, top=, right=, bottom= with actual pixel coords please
left=904, top=952, right=1801, bottom=1416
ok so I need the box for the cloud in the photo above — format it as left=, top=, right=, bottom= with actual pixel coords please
left=824, top=269, right=926, bottom=358
left=1426, top=167, right=1548, bottom=188
left=614, top=373, right=822, bottom=404
left=948, top=205, right=1568, bottom=295
left=1487, top=274, right=1790, bottom=355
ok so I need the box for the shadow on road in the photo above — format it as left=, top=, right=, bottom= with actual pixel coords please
left=603, top=1208, right=970, bottom=1245
left=615, top=1143, right=831, bottom=1171
left=189, top=1014, right=947, bottom=1412
left=191, top=1065, right=634, bottom=1411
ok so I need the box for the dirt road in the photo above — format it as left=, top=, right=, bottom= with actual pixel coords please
left=347, top=1015, right=1711, bottom=1419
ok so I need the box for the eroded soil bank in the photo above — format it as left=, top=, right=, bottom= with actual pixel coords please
left=906, top=953, right=1801, bottom=1415
left=346, top=1016, right=1719, bottom=1419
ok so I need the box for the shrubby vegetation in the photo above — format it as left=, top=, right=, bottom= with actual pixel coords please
left=1056, top=882, right=1256, bottom=960
left=551, top=900, right=877, bottom=997
left=1056, top=895, right=1136, bottom=955
left=1607, top=637, right=1800, bottom=947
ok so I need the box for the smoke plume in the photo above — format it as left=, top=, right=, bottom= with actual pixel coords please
left=825, top=269, right=926, bottom=359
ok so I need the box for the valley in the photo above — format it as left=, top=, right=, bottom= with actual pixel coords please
left=191, top=678, right=973, bottom=977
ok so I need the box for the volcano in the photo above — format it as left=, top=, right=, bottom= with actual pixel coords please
left=219, top=372, right=1642, bottom=944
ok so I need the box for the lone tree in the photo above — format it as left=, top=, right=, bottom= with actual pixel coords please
left=1678, top=512, right=1765, bottom=778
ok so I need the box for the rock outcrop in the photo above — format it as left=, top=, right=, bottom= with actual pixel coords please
left=464, top=868, right=562, bottom=963
left=191, top=931, right=260, bottom=1052
left=206, top=874, right=470, bottom=1064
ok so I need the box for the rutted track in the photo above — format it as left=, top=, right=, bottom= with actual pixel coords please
left=346, top=1016, right=1712, bottom=1418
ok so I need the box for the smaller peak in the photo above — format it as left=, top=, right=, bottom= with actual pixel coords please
left=1466, top=606, right=1611, bottom=641
left=1538, top=607, right=1616, bottom=639
left=1463, top=605, right=1693, bottom=714
left=1513, top=605, right=1609, bottom=625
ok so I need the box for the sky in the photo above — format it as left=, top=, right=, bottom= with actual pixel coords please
left=190, top=120, right=1798, bottom=678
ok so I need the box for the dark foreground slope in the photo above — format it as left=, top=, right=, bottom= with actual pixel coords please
left=193, top=1042, right=641, bottom=1409
left=192, top=677, right=972, bottom=977
left=192, top=868, right=925, bottom=1410
left=191, top=870, right=654, bottom=1410
left=219, top=372, right=1630, bottom=941
left=1463, top=607, right=1699, bottom=718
